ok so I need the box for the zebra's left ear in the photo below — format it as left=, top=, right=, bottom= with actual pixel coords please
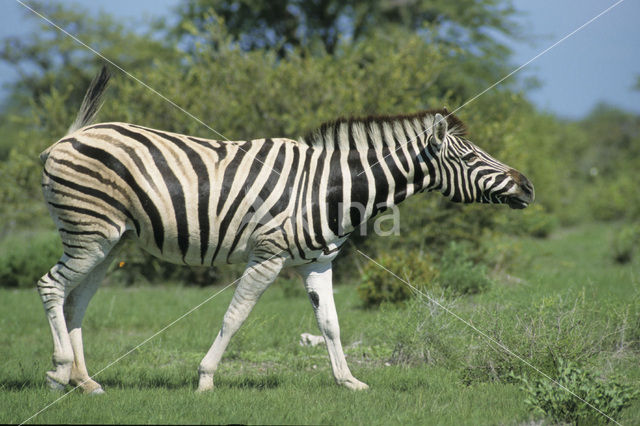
left=432, top=113, right=448, bottom=146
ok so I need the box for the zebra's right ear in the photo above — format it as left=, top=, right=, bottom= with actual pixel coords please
left=430, top=113, right=448, bottom=148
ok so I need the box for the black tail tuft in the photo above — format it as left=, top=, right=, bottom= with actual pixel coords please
left=67, top=65, right=111, bottom=134
left=40, top=65, right=111, bottom=163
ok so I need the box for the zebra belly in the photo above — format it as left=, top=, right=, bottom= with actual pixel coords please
left=128, top=213, right=255, bottom=267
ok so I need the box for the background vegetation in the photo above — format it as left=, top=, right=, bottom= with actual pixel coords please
left=0, top=1, right=638, bottom=424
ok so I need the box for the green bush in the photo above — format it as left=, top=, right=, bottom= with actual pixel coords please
left=356, top=242, right=495, bottom=307
left=4, top=1, right=634, bottom=290
left=589, top=178, right=639, bottom=222
left=277, top=273, right=306, bottom=299
left=357, top=250, right=439, bottom=308
left=384, top=294, right=465, bottom=367
left=516, top=358, right=638, bottom=425
left=497, top=204, right=557, bottom=239
left=438, top=241, right=493, bottom=295
left=0, top=230, right=61, bottom=288
left=478, top=232, right=526, bottom=276
left=611, top=223, right=640, bottom=264
left=460, top=291, right=638, bottom=385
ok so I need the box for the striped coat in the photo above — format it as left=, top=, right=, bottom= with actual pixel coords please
left=37, top=66, right=534, bottom=393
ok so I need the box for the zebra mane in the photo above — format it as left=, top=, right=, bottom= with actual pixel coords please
left=300, top=108, right=467, bottom=148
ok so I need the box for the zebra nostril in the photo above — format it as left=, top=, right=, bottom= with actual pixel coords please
left=524, top=181, right=534, bottom=197
left=507, top=169, right=534, bottom=202
left=520, top=179, right=535, bottom=202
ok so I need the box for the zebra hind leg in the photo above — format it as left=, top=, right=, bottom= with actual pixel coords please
left=197, top=256, right=284, bottom=392
left=64, top=241, right=125, bottom=394
left=37, top=241, right=119, bottom=392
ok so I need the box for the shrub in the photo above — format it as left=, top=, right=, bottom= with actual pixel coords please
left=357, top=250, right=439, bottom=308
left=438, top=241, right=493, bottom=295
left=0, top=230, right=61, bottom=288
left=460, top=291, right=638, bottom=385
left=516, top=358, right=638, bottom=425
left=357, top=242, right=495, bottom=307
left=497, top=204, right=557, bottom=239
left=589, top=175, right=640, bottom=223
left=611, top=223, right=640, bottom=264
left=385, top=294, right=466, bottom=367
left=478, top=232, right=526, bottom=276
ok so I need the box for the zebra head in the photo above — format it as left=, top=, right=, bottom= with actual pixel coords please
left=426, top=112, right=534, bottom=209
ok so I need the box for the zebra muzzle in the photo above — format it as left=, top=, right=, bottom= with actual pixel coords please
left=505, top=170, right=535, bottom=209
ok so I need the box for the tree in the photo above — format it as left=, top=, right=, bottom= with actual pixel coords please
left=175, top=0, right=519, bottom=56
left=1, top=1, right=177, bottom=112
left=173, top=0, right=521, bottom=103
left=0, top=0, right=591, bottom=285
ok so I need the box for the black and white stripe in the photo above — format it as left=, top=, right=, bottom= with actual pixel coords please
left=35, top=66, right=534, bottom=392
left=41, top=111, right=533, bottom=269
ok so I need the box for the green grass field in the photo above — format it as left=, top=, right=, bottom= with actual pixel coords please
left=1, top=223, right=639, bottom=424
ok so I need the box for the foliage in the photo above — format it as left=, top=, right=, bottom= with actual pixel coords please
left=0, top=230, right=60, bottom=288
left=578, top=104, right=640, bottom=222
left=357, top=251, right=439, bottom=308
left=0, top=0, right=176, bottom=231
left=356, top=241, right=495, bottom=308
left=515, top=358, right=639, bottom=425
left=589, top=173, right=640, bottom=222
left=495, top=204, right=557, bottom=238
left=611, top=223, right=640, bottom=264
left=0, top=1, right=176, bottom=111
left=438, top=241, right=493, bottom=295
left=173, top=0, right=522, bottom=108
left=1, top=1, right=639, bottom=288
left=175, top=0, right=520, bottom=58
left=460, top=289, right=638, bottom=385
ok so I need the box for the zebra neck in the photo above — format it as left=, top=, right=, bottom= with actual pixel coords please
left=318, top=117, right=435, bottom=235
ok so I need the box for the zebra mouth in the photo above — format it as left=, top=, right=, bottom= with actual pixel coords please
left=503, top=178, right=535, bottom=209
left=505, top=195, right=531, bottom=209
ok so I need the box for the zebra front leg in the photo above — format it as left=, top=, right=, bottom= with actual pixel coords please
left=296, top=262, right=369, bottom=390
left=197, top=256, right=284, bottom=392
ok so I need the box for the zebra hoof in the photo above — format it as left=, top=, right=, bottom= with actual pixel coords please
left=196, top=372, right=214, bottom=392
left=89, top=387, right=105, bottom=395
left=46, top=375, right=66, bottom=392
left=340, top=377, right=369, bottom=391
left=74, top=378, right=104, bottom=394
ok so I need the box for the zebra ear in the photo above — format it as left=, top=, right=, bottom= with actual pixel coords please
left=432, top=113, right=448, bottom=146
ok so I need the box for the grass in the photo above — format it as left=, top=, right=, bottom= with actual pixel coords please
left=1, top=222, right=639, bottom=424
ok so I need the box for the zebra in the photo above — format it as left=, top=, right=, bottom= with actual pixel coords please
left=37, top=66, right=534, bottom=394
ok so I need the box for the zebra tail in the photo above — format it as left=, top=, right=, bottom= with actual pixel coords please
left=39, top=65, right=111, bottom=163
